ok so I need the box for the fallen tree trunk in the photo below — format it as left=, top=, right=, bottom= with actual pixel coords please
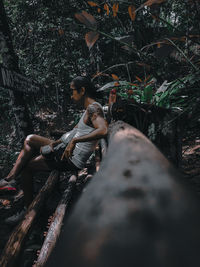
left=100, top=138, right=107, bottom=159
left=34, top=175, right=77, bottom=267
left=95, top=139, right=108, bottom=172
left=0, top=170, right=59, bottom=267
left=47, top=121, right=200, bottom=267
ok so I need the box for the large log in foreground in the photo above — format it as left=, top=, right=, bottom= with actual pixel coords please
left=0, top=170, right=59, bottom=267
left=47, top=122, right=200, bottom=267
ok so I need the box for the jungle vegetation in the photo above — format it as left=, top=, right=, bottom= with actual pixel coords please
left=0, top=0, right=200, bottom=146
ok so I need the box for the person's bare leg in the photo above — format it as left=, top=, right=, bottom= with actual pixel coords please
left=5, top=135, right=53, bottom=182
left=21, top=154, right=52, bottom=207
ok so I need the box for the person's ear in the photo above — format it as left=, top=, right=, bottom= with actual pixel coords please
left=81, top=87, right=85, bottom=96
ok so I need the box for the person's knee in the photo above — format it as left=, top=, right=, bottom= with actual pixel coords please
left=24, top=134, right=36, bottom=147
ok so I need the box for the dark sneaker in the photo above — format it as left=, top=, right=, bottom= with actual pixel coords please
left=0, top=179, right=17, bottom=193
left=5, top=207, right=26, bottom=225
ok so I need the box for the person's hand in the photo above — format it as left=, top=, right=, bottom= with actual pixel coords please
left=49, top=142, right=55, bottom=152
left=40, top=142, right=54, bottom=154
left=61, top=139, right=76, bottom=161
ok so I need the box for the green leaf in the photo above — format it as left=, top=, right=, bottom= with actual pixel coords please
left=143, top=85, right=153, bottom=103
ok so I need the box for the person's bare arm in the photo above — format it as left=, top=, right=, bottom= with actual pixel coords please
left=48, top=124, right=78, bottom=152
left=74, top=104, right=107, bottom=142
left=61, top=104, right=107, bottom=160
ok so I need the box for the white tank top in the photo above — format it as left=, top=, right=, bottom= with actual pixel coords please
left=71, top=102, right=104, bottom=169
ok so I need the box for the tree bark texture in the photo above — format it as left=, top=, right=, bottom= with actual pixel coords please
left=0, top=0, right=33, bottom=143
left=0, top=170, right=59, bottom=267
left=99, top=138, right=107, bottom=159
left=46, top=121, right=200, bottom=267
left=34, top=175, right=77, bottom=267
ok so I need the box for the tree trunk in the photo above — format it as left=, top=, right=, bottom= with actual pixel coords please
left=0, top=0, right=33, bottom=143
left=0, top=170, right=59, bottom=267
left=99, top=138, right=107, bottom=159
left=46, top=121, right=200, bottom=267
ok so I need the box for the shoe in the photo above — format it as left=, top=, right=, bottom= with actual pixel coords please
left=0, top=178, right=17, bottom=193
left=5, top=207, right=26, bottom=225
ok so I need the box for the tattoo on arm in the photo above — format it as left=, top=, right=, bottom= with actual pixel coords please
left=87, top=104, right=104, bottom=121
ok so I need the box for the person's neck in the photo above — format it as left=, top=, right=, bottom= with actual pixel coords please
left=84, top=96, right=95, bottom=109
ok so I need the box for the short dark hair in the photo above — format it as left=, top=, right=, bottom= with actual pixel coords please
left=72, top=76, right=96, bottom=98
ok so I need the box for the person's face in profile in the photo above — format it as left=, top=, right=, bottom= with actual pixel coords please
left=70, top=81, right=85, bottom=106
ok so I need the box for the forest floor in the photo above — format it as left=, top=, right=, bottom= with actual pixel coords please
left=0, top=107, right=200, bottom=266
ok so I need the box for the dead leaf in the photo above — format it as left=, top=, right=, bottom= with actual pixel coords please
left=145, top=81, right=154, bottom=86
left=128, top=5, right=136, bottom=21
left=135, top=0, right=165, bottom=13
left=114, top=82, right=120, bottom=86
left=111, top=74, right=119, bottom=80
left=135, top=76, right=143, bottom=82
left=127, top=89, right=134, bottom=95
left=130, top=83, right=138, bottom=86
left=85, top=31, right=99, bottom=50
left=75, top=11, right=97, bottom=30
left=157, top=42, right=161, bottom=48
left=92, top=72, right=110, bottom=79
left=87, top=1, right=98, bottom=7
left=104, top=3, right=109, bottom=15
left=144, top=0, right=166, bottom=7
left=97, top=8, right=101, bottom=13
left=136, top=62, right=151, bottom=70
left=58, top=29, right=64, bottom=35
left=144, top=75, right=151, bottom=82
left=113, top=3, right=119, bottom=17
left=121, top=45, right=133, bottom=53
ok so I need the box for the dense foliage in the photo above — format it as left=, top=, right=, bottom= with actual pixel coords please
left=1, top=0, right=200, bottom=120
left=0, top=1, right=200, bottom=264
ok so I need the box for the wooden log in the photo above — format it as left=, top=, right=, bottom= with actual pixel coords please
left=34, top=175, right=77, bottom=267
left=100, top=138, right=107, bottom=159
left=46, top=121, right=200, bottom=267
left=0, top=170, right=59, bottom=267
left=95, top=145, right=101, bottom=172
left=95, top=139, right=107, bottom=172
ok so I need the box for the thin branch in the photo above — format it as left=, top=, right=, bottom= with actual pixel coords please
left=150, top=13, right=200, bottom=46
left=75, top=23, right=140, bottom=57
left=165, top=38, right=199, bottom=72
left=126, top=63, right=131, bottom=82
left=91, top=62, right=135, bottom=81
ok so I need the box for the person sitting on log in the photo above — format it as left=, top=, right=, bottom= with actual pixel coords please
left=0, top=76, right=108, bottom=223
